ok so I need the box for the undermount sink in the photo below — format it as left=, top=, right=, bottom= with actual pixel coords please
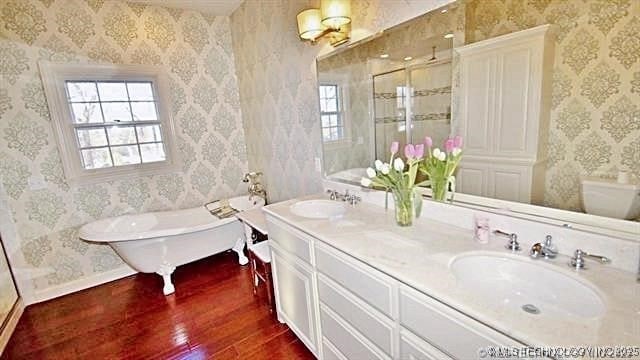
left=450, top=253, right=605, bottom=319
left=290, top=200, right=346, bottom=219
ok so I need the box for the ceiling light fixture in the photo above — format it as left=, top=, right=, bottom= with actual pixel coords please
left=404, top=56, right=413, bottom=61
left=296, top=0, right=351, bottom=47
left=380, top=54, right=389, bottom=58
left=444, top=33, right=454, bottom=39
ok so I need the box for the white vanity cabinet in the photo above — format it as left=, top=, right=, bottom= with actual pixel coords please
left=456, top=24, right=554, bottom=204
left=266, top=215, right=526, bottom=359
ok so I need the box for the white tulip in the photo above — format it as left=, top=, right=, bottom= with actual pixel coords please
left=452, top=148, right=462, bottom=157
left=437, top=151, right=446, bottom=161
left=366, top=167, right=376, bottom=178
left=374, top=159, right=383, bottom=171
left=393, top=158, right=405, bottom=171
left=360, top=177, right=372, bottom=187
left=433, top=148, right=442, bottom=158
left=381, top=163, right=390, bottom=175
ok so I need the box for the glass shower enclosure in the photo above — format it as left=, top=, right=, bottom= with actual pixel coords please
left=373, top=60, right=452, bottom=160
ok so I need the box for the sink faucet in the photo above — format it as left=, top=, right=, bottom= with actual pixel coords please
left=493, top=229, right=520, bottom=252
left=569, top=249, right=611, bottom=270
left=243, top=172, right=267, bottom=203
left=530, top=235, right=558, bottom=260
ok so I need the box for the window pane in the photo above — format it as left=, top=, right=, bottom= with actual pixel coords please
left=67, top=82, right=98, bottom=102
left=127, top=82, right=154, bottom=101
left=81, top=148, right=112, bottom=169
left=76, top=128, right=108, bottom=148
left=330, top=115, right=337, bottom=127
left=136, top=125, right=162, bottom=143
left=325, top=86, right=335, bottom=98
left=71, top=102, right=103, bottom=123
left=319, top=99, right=327, bottom=112
left=330, top=127, right=338, bottom=140
left=321, top=115, right=331, bottom=128
left=319, top=86, right=326, bottom=99
left=107, top=125, right=136, bottom=145
left=131, top=102, right=158, bottom=121
left=97, top=82, right=128, bottom=101
left=326, top=98, right=337, bottom=112
left=111, top=145, right=141, bottom=166
left=102, top=102, right=132, bottom=123
left=140, top=143, right=166, bottom=163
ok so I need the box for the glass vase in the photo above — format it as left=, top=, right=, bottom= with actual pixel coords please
left=430, top=176, right=450, bottom=202
left=392, top=188, right=421, bottom=227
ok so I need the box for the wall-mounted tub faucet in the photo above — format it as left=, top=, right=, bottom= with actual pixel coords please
left=243, top=172, right=267, bottom=203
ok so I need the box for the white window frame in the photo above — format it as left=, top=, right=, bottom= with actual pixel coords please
left=318, top=80, right=351, bottom=150
left=39, top=62, right=180, bottom=184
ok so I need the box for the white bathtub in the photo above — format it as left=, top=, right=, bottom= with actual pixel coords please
left=79, top=195, right=265, bottom=295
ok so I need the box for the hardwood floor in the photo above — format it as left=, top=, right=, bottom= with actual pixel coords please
left=2, top=251, right=315, bottom=360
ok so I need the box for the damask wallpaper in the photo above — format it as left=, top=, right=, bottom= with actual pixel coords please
left=465, top=0, right=640, bottom=212
left=0, top=0, right=248, bottom=297
left=230, top=0, right=453, bottom=203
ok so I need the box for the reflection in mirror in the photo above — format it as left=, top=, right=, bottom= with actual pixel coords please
left=318, top=0, right=640, bottom=232
left=318, top=3, right=461, bottom=184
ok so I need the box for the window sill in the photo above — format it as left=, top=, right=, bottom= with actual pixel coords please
left=68, top=160, right=181, bottom=185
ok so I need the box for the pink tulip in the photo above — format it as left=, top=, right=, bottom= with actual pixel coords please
left=390, top=141, right=399, bottom=155
left=414, top=144, right=425, bottom=158
left=453, top=135, right=463, bottom=148
left=444, top=138, right=455, bottom=153
left=404, top=144, right=416, bottom=159
left=424, top=136, right=433, bottom=148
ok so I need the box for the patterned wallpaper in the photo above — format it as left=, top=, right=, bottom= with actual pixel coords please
left=230, top=0, right=453, bottom=202
left=0, top=0, right=248, bottom=294
left=465, top=0, right=640, bottom=212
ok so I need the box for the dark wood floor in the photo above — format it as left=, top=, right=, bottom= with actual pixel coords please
left=2, top=251, right=315, bottom=360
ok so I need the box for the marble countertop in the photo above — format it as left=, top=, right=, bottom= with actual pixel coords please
left=262, top=194, right=640, bottom=347
left=236, top=208, right=268, bottom=235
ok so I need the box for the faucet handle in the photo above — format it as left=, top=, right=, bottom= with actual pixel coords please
left=569, top=249, right=611, bottom=270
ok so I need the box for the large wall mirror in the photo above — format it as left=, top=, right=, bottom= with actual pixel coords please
left=317, top=0, right=640, bottom=238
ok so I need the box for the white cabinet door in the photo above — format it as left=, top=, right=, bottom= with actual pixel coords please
left=457, top=163, right=488, bottom=197
left=271, top=247, right=318, bottom=355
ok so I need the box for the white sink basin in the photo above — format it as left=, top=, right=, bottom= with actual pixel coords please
left=290, top=200, right=346, bottom=219
left=450, top=254, right=605, bottom=318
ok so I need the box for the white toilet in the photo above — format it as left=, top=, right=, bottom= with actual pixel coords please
left=581, top=177, right=640, bottom=220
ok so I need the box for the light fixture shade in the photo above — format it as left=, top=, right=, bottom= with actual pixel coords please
left=320, top=0, right=351, bottom=29
left=297, top=9, right=324, bottom=40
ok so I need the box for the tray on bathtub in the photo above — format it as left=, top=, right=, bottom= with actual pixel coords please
left=204, top=200, right=239, bottom=219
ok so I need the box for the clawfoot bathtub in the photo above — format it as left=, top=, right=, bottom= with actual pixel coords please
left=79, top=196, right=265, bottom=295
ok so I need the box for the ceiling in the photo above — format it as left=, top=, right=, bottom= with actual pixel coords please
left=128, top=0, right=244, bottom=15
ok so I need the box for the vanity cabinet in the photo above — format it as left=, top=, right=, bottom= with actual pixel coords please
left=456, top=24, right=554, bottom=205
left=266, top=216, right=526, bottom=359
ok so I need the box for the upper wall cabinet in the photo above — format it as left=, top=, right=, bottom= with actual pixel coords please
left=456, top=25, right=555, bottom=204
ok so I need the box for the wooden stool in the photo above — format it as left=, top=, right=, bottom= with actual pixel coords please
left=247, top=240, right=275, bottom=313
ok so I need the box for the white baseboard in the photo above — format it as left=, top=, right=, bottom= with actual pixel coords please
left=0, top=298, right=24, bottom=356
left=29, top=265, right=137, bottom=305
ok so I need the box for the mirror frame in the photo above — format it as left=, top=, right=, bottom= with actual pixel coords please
left=315, top=4, right=640, bottom=242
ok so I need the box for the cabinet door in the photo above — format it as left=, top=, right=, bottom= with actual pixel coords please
left=271, top=247, right=318, bottom=355
left=400, top=329, right=452, bottom=360
left=457, top=163, right=488, bottom=197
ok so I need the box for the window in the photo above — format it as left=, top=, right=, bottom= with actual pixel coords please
left=319, top=84, right=344, bottom=142
left=40, top=63, right=179, bottom=183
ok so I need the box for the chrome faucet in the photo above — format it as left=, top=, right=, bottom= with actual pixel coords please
left=569, top=249, right=611, bottom=270
left=326, top=189, right=361, bottom=205
left=530, top=235, right=558, bottom=260
left=243, top=172, right=267, bottom=202
left=493, top=229, right=521, bottom=252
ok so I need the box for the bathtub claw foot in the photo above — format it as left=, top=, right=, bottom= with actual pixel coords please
left=233, top=237, right=248, bottom=265
left=157, top=263, right=176, bottom=296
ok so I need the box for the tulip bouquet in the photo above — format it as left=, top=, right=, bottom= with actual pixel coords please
left=419, top=135, right=463, bottom=202
left=360, top=141, right=427, bottom=226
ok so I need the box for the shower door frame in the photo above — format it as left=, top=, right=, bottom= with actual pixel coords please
left=372, top=58, right=453, bottom=159
left=0, top=235, right=20, bottom=352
